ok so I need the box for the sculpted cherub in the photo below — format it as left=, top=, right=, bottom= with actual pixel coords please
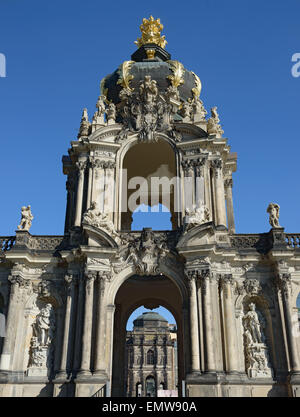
left=17, top=205, right=33, bottom=231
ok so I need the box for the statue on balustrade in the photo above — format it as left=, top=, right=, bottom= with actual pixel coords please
left=17, top=205, right=33, bottom=232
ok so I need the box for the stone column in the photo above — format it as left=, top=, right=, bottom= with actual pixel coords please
left=219, top=274, right=239, bottom=374
left=94, top=272, right=108, bottom=375
left=103, top=161, right=116, bottom=222
left=93, top=160, right=105, bottom=211
left=211, top=159, right=227, bottom=227
left=74, top=160, right=86, bottom=227
left=0, top=275, right=27, bottom=371
left=204, top=161, right=213, bottom=220
left=87, top=157, right=95, bottom=208
left=182, top=160, right=195, bottom=212
left=56, top=273, right=77, bottom=378
left=73, top=274, right=84, bottom=371
left=224, top=178, right=235, bottom=233
left=106, top=304, right=116, bottom=395
left=278, top=273, right=300, bottom=374
left=194, top=158, right=205, bottom=206
left=78, top=271, right=96, bottom=376
left=200, top=270, right=216, bottom=373
left=187, top=271, right=200, bottom=373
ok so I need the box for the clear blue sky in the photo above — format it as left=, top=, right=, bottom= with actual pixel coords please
left=0, top=0, right=299, bottom=237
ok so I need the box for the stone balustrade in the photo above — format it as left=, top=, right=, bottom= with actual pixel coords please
left=0, top=236, right=15, bottom=252
left=286, top=234, right=300, bottom=248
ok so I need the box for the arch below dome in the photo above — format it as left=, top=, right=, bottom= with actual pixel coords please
left=116, top=136, right=180, bottom=231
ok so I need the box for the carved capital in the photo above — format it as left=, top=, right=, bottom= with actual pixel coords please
left=211, top=159, right=223, bottom=178
left=194, top=157, right=206, bottom=177
left=187, top=270, right=198, bottom=282
left=8, top=274, right=30, bottom=289
left=98, top=270, right=111, bottom=282
left=85, top=271, right=97, bottom=282
left=98, top=271, right=110, bottom=295
left=64, top=273, right=78, bottom=295
left=84, top=271, right=97, bottom=296
left=199, top=269, right=211, bottom=295
left=181, top=159, right=194, bottom=176
left=275, top=273, right=292, bottom=298
left=219, top=273, right=234, bottom=297
left=76, top=160, right=87, bottom=171
left=88, top=157, right=97, bottom=169
left=224, top=178, right=233, bottom=188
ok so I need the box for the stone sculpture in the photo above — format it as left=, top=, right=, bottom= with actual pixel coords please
left=192, top=98, right=207, bottom=122
left=243, top=303, right=263, bottom=344
left=17, top=205, right=33, bottom=231
left=33, top=303, right=55, bottom=347
left=91, top=96, right=106, bottom=130
left=184, top=205, right=210, bottom=232
left=83, top=201, right=117, bottom=237
left=106, top=102, right=116, bottom=125
left=27, top=303, right=55, bottom=375
left=179, top=100, right=193, bottom=122
left=117, top=74, right=182, bottom=143
left=267, top=203, right=281, bottom=228
left=207, top=106, right=224, bottom=136
left=242, top=303, right=272, bottom=378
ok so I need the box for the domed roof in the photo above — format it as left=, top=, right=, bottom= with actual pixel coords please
left=102, top=60, right=200, bottom=106
left=133, top=311, right=168, bottom=328
left=100, top=16, right=202, bottom=108
left=135, top=311, right=167, bottom=322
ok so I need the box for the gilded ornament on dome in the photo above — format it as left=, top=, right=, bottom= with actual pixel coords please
left=167, top=60, right=185, bottom=88
left=135, top=16, right=167, bottom=49
left=117, top=61, right=134, bottom=92
left=191, top=71, right=202, bottom=98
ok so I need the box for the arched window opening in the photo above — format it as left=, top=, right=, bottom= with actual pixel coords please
left=147, top=349, right=155, bottom=365
left=121, top=140, right=178, bottom=231
left=146, top=376, right=156, bottom=397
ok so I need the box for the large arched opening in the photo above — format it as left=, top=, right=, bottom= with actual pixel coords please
left=119, top=139, right=179, bottom=231
left=111, top=273, right=186, bottom=397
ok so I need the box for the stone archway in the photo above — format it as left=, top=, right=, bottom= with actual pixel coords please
left=117, top=137, right=179, bottom=231
left=110, top=273, right=186, bottom=397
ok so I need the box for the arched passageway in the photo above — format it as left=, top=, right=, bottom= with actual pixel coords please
left=111, top=274, right=186, bottom=397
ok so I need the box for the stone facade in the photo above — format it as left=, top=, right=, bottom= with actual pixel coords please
left=0, top=17, right=300, bottom=397
left=125, top=312, right=177, bottom=397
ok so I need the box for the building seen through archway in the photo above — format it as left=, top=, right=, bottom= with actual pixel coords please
left=0, top=16, right=300, bottom=398
left=125, top=310, right=178, bottom=397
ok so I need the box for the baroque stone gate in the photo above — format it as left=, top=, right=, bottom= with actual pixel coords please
left=0, top=17, right=300, bottom=397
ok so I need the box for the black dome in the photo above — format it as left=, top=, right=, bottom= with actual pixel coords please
left=101, top=44, right=200, bottom=104
left=102, top=50, right=199, bottom=106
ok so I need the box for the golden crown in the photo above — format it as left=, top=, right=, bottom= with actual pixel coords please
left=135, top=16, right=167, bottom=49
